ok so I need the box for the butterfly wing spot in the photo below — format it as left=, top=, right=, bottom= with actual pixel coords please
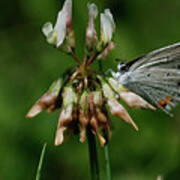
left=166, top=96, right=172, bottom=103
left=158, top=100, right=167, bottom=108
left=158, top=96, right=172, bottom=109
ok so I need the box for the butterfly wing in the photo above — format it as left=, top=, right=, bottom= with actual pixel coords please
left=118, top=42, right=180, bottom=115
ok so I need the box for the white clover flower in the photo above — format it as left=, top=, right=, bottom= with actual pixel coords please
left=62, top=0, right=72, bottom=29
left=42, top=0, right=72, bottom=48
left=86, top=3, right=98, bottom=53
left=86, top=3, right=98, bottom=38
left=28, top=0, right=130, bottom=148
left=100, top=9, right=115, bottom=45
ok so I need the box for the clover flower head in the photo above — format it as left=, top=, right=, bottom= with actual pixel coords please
left=27, top=0, right=151, bottom=147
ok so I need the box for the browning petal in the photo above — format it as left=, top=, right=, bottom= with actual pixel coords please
left=108, top=99, right=139, bottom=131
left=90, top=116, right=106, bottom=146
left=79, top=110, right=89, bottom=143
left=54, top=105, right=73, bottom=146
left=119, top=91, right=156, bottom=110
left=55, top=127, right=66, bottom=146
left=26, top=92, right=58, bottom=118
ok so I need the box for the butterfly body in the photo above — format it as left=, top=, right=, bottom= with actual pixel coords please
left=112, top=42, right=180, bottom=115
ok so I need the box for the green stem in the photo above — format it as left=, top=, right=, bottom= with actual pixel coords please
left=104, top=132, right=111, bottom=180
left=36, top=143, right=47, bottom=180
left=87, top=127, right=100, bottom=180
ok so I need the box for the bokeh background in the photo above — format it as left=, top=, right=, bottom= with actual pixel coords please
left=1, top=0, right=180, bottom=179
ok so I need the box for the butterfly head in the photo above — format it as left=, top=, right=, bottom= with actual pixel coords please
left=106, top=62, right=127, bottom=80
left=117, top=62, right=127, bottom=71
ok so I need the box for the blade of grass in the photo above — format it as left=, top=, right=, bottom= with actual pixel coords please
left=36, top=143, right=47, bottom=180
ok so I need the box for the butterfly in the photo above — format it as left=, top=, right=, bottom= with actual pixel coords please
left=111, top=42, right=180, bottom=116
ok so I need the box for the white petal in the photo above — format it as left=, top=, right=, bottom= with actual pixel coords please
left=42, top=22, right=53, bottom=37
left=100, top=9, right=115, bottom=44
left=54, top=10, right=67, bottom=47
left=88, top=3, right=98, bottom=18
left=42, top=22, right=56, bottom=45
left=63, top=0, right=72, bottom=12
left=102, top=83, right=115, bottom=99
left=63, top=86, right=78, bottom=106
left=42, top=0, right=73, bottom=47
left=62, top=0, right=72, bottom=27
left=104, top=9, right=115, bottom=30
left=86, top=3, right=98, bottom=48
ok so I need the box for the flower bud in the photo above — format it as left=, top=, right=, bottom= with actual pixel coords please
left=42, top=10, right=66, bottom=47
left=26, top=78, right=63, bottom=118
left=62, top=0, right=72, bottom=30
left=100, top=9, right=115, bottom=45
left=86, top=3, right=98, bottom=54
left=42, top=0, right=75, bottom=53
left=108, top=99, right=139, bottom=131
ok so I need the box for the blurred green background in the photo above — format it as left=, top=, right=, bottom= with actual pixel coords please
left=1, top=0, right=180, bottom=179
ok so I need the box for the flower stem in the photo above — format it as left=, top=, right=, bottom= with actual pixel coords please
left=104, top=132, right=111, bottom=180
left=87, top=127, right=100, bottom=180
left=87, top=53, right=99, bottom=66
left=72, top=51, right=82, bottom=66
left=104, top=144, right=111, bottom=180
left=36, top=143, right=47, bottom=180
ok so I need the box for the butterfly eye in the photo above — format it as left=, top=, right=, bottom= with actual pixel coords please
left=117, top=62, right=127, bottom=71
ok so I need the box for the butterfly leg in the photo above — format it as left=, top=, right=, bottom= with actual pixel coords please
left=105, top=69, right=120, bottom=79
